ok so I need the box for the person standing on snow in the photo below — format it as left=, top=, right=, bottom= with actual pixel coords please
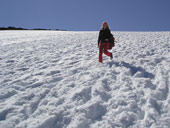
left=98, top=22, right=114, bottom=63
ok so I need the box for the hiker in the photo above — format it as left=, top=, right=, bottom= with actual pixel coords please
left=98, top=22, right=114, bottom=63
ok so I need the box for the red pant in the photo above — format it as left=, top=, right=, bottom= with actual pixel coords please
left=99, top=43, right=112, bottom=62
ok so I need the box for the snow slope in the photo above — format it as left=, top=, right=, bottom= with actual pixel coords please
left=0, top=30, right=170, bottom=128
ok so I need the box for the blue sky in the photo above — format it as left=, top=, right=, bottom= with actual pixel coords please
left=0, top=0, right=170, bottom=31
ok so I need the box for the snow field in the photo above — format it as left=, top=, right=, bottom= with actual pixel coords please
left=0, top=31, right=170, bottom=128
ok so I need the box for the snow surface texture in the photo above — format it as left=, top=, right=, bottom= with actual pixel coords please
left=0, top=31, right=170, bottom=128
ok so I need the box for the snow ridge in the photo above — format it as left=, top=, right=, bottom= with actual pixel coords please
left=0, top=31, right=170, bottom=128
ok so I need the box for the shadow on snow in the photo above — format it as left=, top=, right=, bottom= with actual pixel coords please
left=107, top=61, right=155, bottom=79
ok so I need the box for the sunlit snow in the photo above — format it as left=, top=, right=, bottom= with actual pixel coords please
left=0, top=30, right=170, bottom=128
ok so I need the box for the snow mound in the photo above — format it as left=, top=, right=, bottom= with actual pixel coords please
left=0, top=30, right=170, bottom=128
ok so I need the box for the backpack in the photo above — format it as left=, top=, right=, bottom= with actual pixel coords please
left=110, top=35, right=115, bottom=45
left=108, top=35, right=115, bottom=49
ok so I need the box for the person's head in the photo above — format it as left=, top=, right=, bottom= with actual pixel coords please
left=101, top=21, right=110, bottom=30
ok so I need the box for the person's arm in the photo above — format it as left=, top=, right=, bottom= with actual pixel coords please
left=109, top=30, right=113, bottom=38
left=98, top=31, right=101, bottom=47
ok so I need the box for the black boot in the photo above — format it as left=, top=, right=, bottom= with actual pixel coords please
left=110, top=54, right=113, bottom=60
